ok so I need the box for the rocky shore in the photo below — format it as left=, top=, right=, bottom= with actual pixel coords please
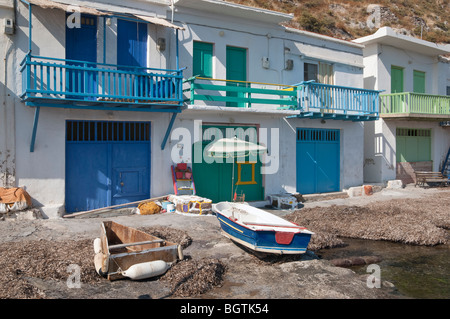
left=0, top=186, right=448, bottom=299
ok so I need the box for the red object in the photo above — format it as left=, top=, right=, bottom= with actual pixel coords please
left=177, top=163, right=187, bottom=170
left=176, top=171, right=184, bottom=179
left=275, top=232, right=295, bottom=245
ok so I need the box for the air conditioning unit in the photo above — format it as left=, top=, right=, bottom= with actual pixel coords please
left=285, top=59, right=294, bottom=70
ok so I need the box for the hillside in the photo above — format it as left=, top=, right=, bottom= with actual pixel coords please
left=227, top=0, right=450, bottom=44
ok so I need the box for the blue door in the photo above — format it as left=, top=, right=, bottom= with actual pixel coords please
left=296, top=128, right=340, bottom=194
left=65, top=121, right=151, bottom=213
left=66, top=14, right=97, bottom=99
left=117, top=19, right=148, bottom=68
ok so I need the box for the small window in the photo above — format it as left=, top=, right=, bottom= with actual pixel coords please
left=447, top=86, right=450, bottom=96
left=236, top=162, right=257, bottom=185
left=304, top=63, right=318, bottom=82
left=193, top=41, right=213, bottom=78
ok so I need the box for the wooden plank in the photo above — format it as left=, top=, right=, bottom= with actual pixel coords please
left=194, top=83, right=297, bottom=96
left=63, top=195, right=169, bottom=218
left=108, top=239, right=165, bottom=250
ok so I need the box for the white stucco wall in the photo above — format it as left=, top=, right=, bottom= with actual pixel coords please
left=360, top=33, right=450, bottom=184
left=4, top=0, right=369, bottom=218
left=0, top=2, right=16, bottom=187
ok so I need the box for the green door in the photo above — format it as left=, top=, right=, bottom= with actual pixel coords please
left=193, top=41, right=213, bottom=78
left=396, top=128, right=431, bottom=163
left=226, top=46, right=247, bottom=107
left=391, top=66, right=404, bottom=93
left=413, top=70, right=426, bottom=93
left=192, top=125, right=264, bottom=202
left=391, top=66, right=404, bottom=112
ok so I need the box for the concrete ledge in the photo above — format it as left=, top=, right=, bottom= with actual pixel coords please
left=386, top=180, right=404, bottom=189
left=39, top=204, right=65, bottom=219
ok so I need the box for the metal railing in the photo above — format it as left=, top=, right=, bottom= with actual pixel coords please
left=20, top=53, right=184, bottom=106
left=380, top=92, right=450, bottom=115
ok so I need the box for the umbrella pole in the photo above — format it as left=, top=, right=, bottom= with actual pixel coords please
left=231, top=159, right=235, bottom=201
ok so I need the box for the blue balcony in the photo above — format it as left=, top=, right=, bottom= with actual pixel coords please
left=20, top=54, right=184, bottom=113
left=292, top=81, right=380, bottom=121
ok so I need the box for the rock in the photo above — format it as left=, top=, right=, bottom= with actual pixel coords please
left=387, top=180, right=403, bottom=189
left=329, top=256, right=382, bottom=268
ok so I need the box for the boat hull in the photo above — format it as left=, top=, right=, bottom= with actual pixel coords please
left=216, top=211, right=312, bottom=255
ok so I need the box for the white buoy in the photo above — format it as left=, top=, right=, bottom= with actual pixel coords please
left=94, top=252, right=105, bottom=275
left=121, top=260, right=169, bottom=280
left=93, top=237, right=102, bottom=254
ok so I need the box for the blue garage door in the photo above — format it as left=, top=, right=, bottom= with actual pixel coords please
left=65, top=121, right=151, bottom=213
left=296, top=128, right=340, bottom=194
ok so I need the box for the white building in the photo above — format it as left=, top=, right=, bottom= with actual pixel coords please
left=0, top=0, right=380, bottom=218
left=354, top=27, right=450, bottom=184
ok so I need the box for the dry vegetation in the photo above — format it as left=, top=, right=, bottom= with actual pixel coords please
left=0, top=226, right=228, bottom=299
left=286, top=190, right=450, bottom=248
left=227, top=0, right=450, bottom=43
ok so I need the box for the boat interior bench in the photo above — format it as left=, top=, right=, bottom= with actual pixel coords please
left=414, top=171, right=449, bottom=187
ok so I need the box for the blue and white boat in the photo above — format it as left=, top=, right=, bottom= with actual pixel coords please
left=213, top=202, right=313, bottom=255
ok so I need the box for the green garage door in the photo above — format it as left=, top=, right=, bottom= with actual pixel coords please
left=396, top=128, right=431, bottom=162
left=192, top=125, right=264, bottom=202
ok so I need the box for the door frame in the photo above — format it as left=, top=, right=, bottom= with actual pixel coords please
left=296, top=128, right=341, bottom=194
left=65, top=120, right=151, bottom=213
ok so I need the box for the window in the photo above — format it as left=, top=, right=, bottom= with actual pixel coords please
left=447, top=86, right=450, bottom=96
left=304, top=63, right=318, bottom=82
left=193, top=41, right=213, bottom=78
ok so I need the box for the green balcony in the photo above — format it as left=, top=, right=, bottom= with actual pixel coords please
left=380, top=92, right=450, bottom=120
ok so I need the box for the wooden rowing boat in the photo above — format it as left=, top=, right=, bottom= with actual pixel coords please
left=213, top=202, right=313, bottom=255
left=93, top=221, right=183, bottom=280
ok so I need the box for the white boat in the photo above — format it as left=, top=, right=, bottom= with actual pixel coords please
left=213, top=202, right=313, bottom=255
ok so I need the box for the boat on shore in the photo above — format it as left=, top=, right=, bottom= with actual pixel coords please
left=213, top=202, right=313, bottom=255
left=93, top=221, right=183, bottom=280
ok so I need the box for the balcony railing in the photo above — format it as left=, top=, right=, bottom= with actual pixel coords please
left=184, top=78, right=379, bottom=120
left=380, top=92, right=450, bottom=117
left=184, top=76, right=298, bottom=109
left=296, top=81, right=380, bottom=117
left=20, top=54, right=184, bottom=111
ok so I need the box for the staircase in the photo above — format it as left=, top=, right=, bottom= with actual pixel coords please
left=441, top=147, right=450, bottom=179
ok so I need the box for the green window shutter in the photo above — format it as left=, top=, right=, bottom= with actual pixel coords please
left=193, top=41, right=213, bottom=78
left=413, top=70, right=426, bottom=93
left=391, top=66, right=404, bottom=93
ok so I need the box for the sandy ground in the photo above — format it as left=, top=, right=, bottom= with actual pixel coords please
left=0, top=185, right=448, bottom=300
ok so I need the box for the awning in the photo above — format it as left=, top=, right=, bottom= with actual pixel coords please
left=134, top=14, right=184, bottom=30
left=26, top=0, right=107, bottom=16
left=25, top=0, right=184, bottom=30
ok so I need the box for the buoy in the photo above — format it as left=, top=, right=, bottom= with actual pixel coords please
left=94, top=252, right=106, bottom=277
left=93, top=237, right=102, bottom=254
left=121, top=260, right=169, bottom=280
